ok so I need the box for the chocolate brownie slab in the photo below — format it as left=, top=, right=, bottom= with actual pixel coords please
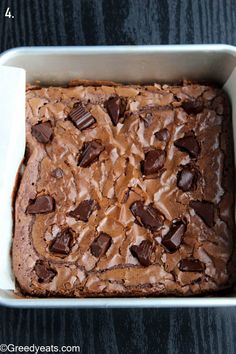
left=12, top=82, right=235, bottom=296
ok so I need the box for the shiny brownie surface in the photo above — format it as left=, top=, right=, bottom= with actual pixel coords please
left=13, top=81, right=235, bottom=297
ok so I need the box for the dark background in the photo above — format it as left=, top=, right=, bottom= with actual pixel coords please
left=0, top=0, right=236, bottom=353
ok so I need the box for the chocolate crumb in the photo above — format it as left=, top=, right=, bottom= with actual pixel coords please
left=51, top=168, right=64, bottom=179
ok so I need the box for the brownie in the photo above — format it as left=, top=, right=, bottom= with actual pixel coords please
left=12, top=81, right=235, bottom=297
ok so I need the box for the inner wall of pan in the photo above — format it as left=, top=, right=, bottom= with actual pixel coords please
left=1, top=50, right=235, bottom=85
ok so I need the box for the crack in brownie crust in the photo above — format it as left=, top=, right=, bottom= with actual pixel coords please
left=12, top=82, right=235, bottom=297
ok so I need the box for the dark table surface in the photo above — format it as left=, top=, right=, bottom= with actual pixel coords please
left=0, top=0, right=236, bottom=353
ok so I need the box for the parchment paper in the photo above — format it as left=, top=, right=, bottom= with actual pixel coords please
left=0, top=66, right=25, bottom=289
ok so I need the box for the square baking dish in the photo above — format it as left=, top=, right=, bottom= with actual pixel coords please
left=0, top=44, right=236, bottom=308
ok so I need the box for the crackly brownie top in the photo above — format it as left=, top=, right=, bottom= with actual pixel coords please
left=13, top=81, right=235, bottom=296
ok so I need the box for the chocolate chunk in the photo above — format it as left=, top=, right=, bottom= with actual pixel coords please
left=49, top=228, right=73, bottom=254
left=179, top=258, right=205, bottom=272
left=34, top=260, right=56, bottom=282
left=162, top=220, right=186, bottom=253
left=130, top=201, right=163, bottom=231
left=26, top=195, right=55, bottom=214
left=69, top=199, right=98, bottom=222
left=51, top=168, right=64, bottom=179
left=68, top=102, right=96, bottom=130
left=78, top=140, right=104, bottom=167
left=31, top=121, right=53, bottom=143
left=174, top=133, right=200, bottom=158
left=142, top=113, right=153, bottom=128
left=182, top=100, right=204, bottom=115
left=189, top=200, right=215, bottom=227
left=155, top=128, right=170, bottom=142
left=177, top=165, right=198, bottom=192
left=141, top=149, right=166, bottom=175
left=130, top=240, right=153, bottom=266
left=91, top=232, right=112, bottom=257
left=105, top=96, right=126, bottom=126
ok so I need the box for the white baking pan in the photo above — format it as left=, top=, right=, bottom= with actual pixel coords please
left=0, top=45, right=236, bottom=308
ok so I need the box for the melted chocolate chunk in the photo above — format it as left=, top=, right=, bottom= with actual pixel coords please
left=69, top=102, right=96, bottom=130
left=91, top=232, right=112, bottom=257
left=105, top=96, right=126, bottom=126
left=155, top=128, right=170, bottom=142
left=162, top=220, right=186, bottom=253
left=141, top=149, right=166, bottom=175
left=69, top=199, right=98, bottom=222
left=174, top=133, right=200, bottom=158
left=182, top=100, right=204, bottom=115
left=26, top=195, right=55, bottom=214
left=34, top=260, right=56, bottom=283
left=189, top=200, right=215, bottom=227
left=130, top=201, right=163, bottom=231
left=130, top=240, right=153, bottom=266
left=51, top=168, right=64, bottom=179
left=49, top=228, right=73, bottom=254
left=78, top=140, right=104, bottom=167
left=179, top=258, right=205, bottom=272
left=177, top=165, right=198, bottom=192
left=31, top=121, right=53, bottom=143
